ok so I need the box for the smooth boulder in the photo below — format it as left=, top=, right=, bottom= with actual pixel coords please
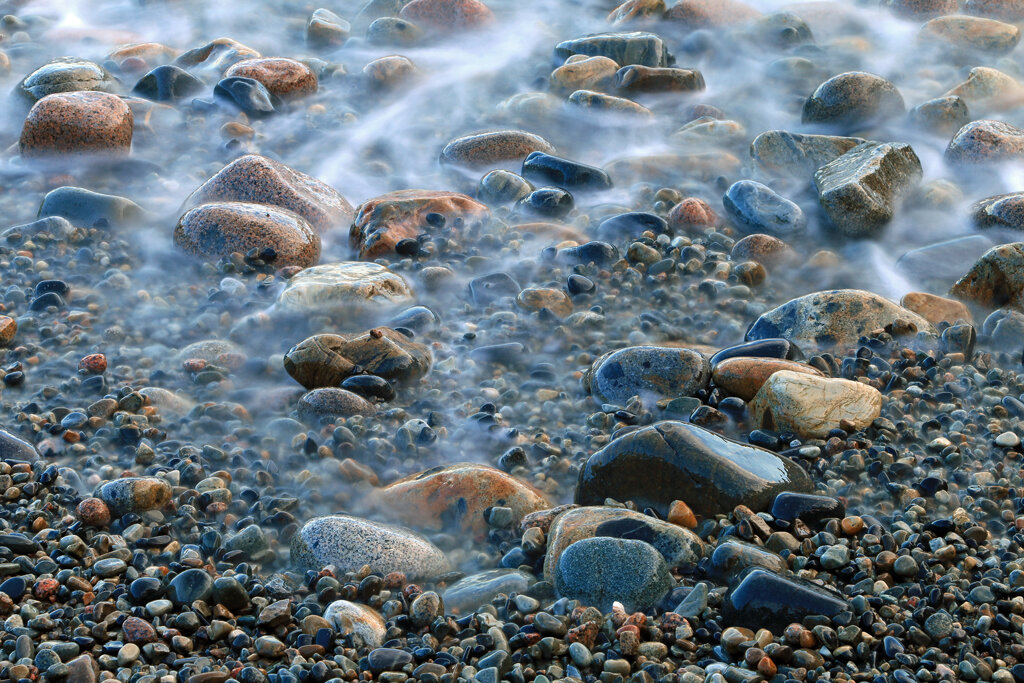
left=554, top=537, right=673, bottom=613
left=275, top=262, right=413, bottom=311
left=950, top=242, right=1024, bottom=310
left=584, top=346, right=711, bottom=406
left=749, top=371, right=883, bottom=438
left=722, top=180, right=805, bottom=237
left=802, top=72, right=905, bottom=131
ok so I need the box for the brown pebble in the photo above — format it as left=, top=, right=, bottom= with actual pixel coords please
left=224, top=58, right=318, bottom=99
left=667, top=500, right=697, bottom=528
left=77, top=497, right=111, bottom=527
left=20, top=91, right=133, bottom=158
left=400, top=0, right=494, bottom=31
left=0, top=316, right=16, bottom=346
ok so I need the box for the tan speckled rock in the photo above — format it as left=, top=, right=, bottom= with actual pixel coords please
left=712, top=357, right=825, bottom=401
left=920, top=14, right=1020, bottom=53
left=608, top=0, right=667, bottom=25
left=276, top=262, right=414, bottom=311
left=107, top=43, right=179, bottom=69
left=322, top=601, right=386, bottom=648
left=900, top=292, right=973, bottom=324
left=350, top=189, right=489, bottom=259
left=182, top=155, right=353, bottom=233
left=20, top=91, right=133, bottom=158
left=298, top=387, right=375, bottom=420
left=174, top=202, right=320, bottom=268
left=173, top=37, right=259, bottom=76
left=550, top=56, right=620, bottom=95
left=516, top=287, right=573, bottom=317
left=363, top=55, right=417, bottom=89
left=950, top=242, right=1024, bottom=309
left=399, top=0, right=494, bottom=31
left=665, top=0, right=761, bottom=27
left=730, top=233, right=796, bottom=266
left=308, top=9, right=351, bottom=48
left=284, top=328, right=431, bottom=389
left=750, top=371, right=882, bottom=438
left=441, top=130, right=554, bottom=168
left=225, top=58, right=318, bottom=99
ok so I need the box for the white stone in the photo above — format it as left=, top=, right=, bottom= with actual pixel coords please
left=276, top=262, right=413, bottom=311
left=996, top=431, right=1021, bottom=448
left=750, top=370, right=882, bottom=438
left=323, top=600, right=387, bottom=648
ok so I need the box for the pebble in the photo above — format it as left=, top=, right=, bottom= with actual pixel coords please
left=554, top=537, right=672, bottom=612
left=20, top=91, right=133, bottom=157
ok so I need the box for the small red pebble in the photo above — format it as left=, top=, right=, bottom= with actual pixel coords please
left=33, top=578, right=59, bottom=601
left=78, top=353, right=106, bottom=374
left=77, top=497, right=111, bottom=527
left=183, top=358, right=207, bottom=372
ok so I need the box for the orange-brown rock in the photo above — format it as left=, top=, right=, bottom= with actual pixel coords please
left=731, top=233, right=795, bottom=266
left=350, top=189, right=489, bottom=259
left=20, top=91, right=133, bottom=158
left=107, top=42, right=178, bottom=69
left=440, top=130, right=554, bottom=168
left=174, top=202, right=320, bottom=268
left=0, top=316, right=16, bottom=346
left=173, top=37, right=259, bottom=76
left=516, top=287, right=573, bottom=317
left=284, top=328, right=431, bottom=389
left=712, top=357, right=825, bottom=401
left=225, top=58, right=318, bottom=99
left=667, top=500, right=697, bottom=528
left=363, top=55, right=417, bottom=90
left=900, top=291, right=973, bottom=324
left=665, top=0, right=761, bottom=28
left=399, top=0, right=494, bottom=31
left=667, top=197, right=718, bottom=230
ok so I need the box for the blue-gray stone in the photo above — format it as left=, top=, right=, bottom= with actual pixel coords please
left=554, top=537, right=672, bottom=612
left=722, top=180, right=805, bottom=237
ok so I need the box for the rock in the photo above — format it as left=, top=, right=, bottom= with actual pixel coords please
left=722, top=180, right=805, bottom=237
left=597, top=212, right=667, bottom=240
left=750, top=130, right=866, bottom=179
left=298, top=387, right=375, bottom=420
left=323, top=600, right=386, bottom=647
left=721, top=569, right=847, bottom=631
left=98, top=477, right=171, bottom=515
left=523, top=153, right=614, bottom=193
left=813, top=142, right=922, bottom=238
left=516, top=187, right=574, bottom=218
left=131, top=65, right=204, bottom=102
left=770, top=492, right=845, bottom=525
left=224, top=58, right=318, bottom=99
left=554, top=32, right=670, bottom=68
left=950, top=242, right=1024, bottom=309
left=730, top=233, right=795, bottom=266
left=174, top=202, right=320, bottom=268
left=477, top=170, right=533, bottom=204
left=747, top=289, right=935, bottom=351
left=665, top=0, right=761, bottom=28
left=290, top=515, right=452, bottom=578
left=946, top=119, right=1024, bottom=164
left=543, top=506, right=704, bottom=582
left=168, top=568, right=214, bottom=605
left=440, top=130, right=554, bottom=169
left=554, top=537, right=672, bottom=612
left=707, top=540, right=789, bottom=579
left=608, top=0, right=666, bottom=25
left=38, top=187, right=143, bottom=228
left=106, top=42, right=179, bottom=69
left=367, top=17, right=425, bottom=46
left=225, top=525, right=270, bottom=558
left=749, top=371, right=883, bottom=438
left=275, top=262, right=413, bottom=312
left=575, top=421, right=812, bottom=517
left=399, top=0, right=494, bottom=31
left=363, top=55, right=417, bottom=90
left=371, top=463, right=550, bottom=534
left=614, top=65, right=705, bottom=94
left=284, top=328, right=430, bottom=389
left=920, top=14, right=1020, bottom=53
left=710, top=338, right=804, bottom=366
left=944, top=67, right=1023, bottom=110
left=174, top=38, right=259, bottom=76
left=18, top=58, right=116, bottom=103
left=367, top=648, right=413, bottom=673
left=802, top=72, right=905, bottom=131
left=349, top=189, right=489, bottom=259
left=308, top=8, right=351, bottom=48
left=66, top=654, right=98, bottom=683
left=442, top=569, right=533, bottom=613
left=182, top=154, right=354, bottom=234
left=557, top=241, right=620, bottom=266
left=965, top=0, right=1024, bottom=20
left=897, top=236, right=995, bottom=286
left=900, top=292, right=973, bottom=324
left=20, top=91, right=133, bottom=158
left=469, top=272, right=520, bottom=304
left=745, top=10, right=814, bottom=48
left=882, top=0, right=959, bottom=19
left=214, top=77, right=279, bottom=116
left=550, top=56, right=619, bottom=95
left=712, top=357, right=823, bottom=401
left=972, top=192, right=1024, bottom=232
left=583, top=346, right=711, bottom=406
left=907, top=96, right=971, bottom=137
left=176, top=339, right=243, bottom=364
left=516, top=287, right=572, bottom=317
left=568, top=89, right=652, bottom=116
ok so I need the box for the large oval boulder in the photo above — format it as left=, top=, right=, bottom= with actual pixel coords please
left=554, top=537, right=673, bottom=612
left=801, top=72, right=905, bottom=131
left=275, top=262, right=413, bottom=312
left=946, top=119, right=1024, bottom=165
left=584, top=346, right=710, bottom=406
left=749, top=371, right=883, bottom=438
left=350, top=190, right=490, bottom=259
left=174, top=202, right=320, bottom=268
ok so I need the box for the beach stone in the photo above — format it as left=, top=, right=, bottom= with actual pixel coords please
left=950, top=242, right=1024, bottom=310
left=175, top=202, right=320, bottom=268
left=749, top=371, right=883, bottom=438
left=18, top=58, right=116, bottom=103
left=667, top=197, right=718, bottom=230
left=524, top=152, right=614, bottom=192
left=554, top=537, right=672, bottom=612
left=275, top=262, right=413, bottom=311
left=907, top=96, right=971, bottom=136
left=972, top=192, right=1024, bottom=232
left=966, top=0, right=1024, bottom=20
left=442, top=569, right=533, bottom=613
left=38, top=186, right=143, bottom=228
left=20, top=91, right=133, bottom=158
left=900, top=292, right=973, bottom=324
left=802, top=72, right=905, bottom=131
left=550, top=56, right=619, bottom=95
left=131, top=65, right=204, bottom=102
left=554, top=32, right=670, bottom=68
left=665, top=0, right=761, bottom=28
left=731, top=234, right=795, bottom=266
left=748, top=289, right=934, bottom=351
left=722, top=569, right=847, bottom=632
left=298, top=387, right=375, bottom=420
left=575, top=421, right=812, bottom=517
left=597, top=212, right=667, bottom=240
left=106, top=42, right=178, bottom=68
left=363, top=55, right=417, bottom=89
left=945, top=67, right=1023, bottom=109
left=168, top=568, right=214, bottom=605
left=399, top=0, right=494, bottom=31
left=771, top=492, right=845, bottom=525
left=173, top=38, right=260, bottom=77
left=214, top=77, right=278, bottom=116
left=722, top=180, right=805, bottom=237
left=371, top=463, right=550, bottom=534
left=350, top=189, right=489, bottom=259
left=750, top=131, right=866, bottom=178
left=946, top=119, right=1024, bottom=164
left=182, top=154, right=353, bottom=234
left=516, top=287, right=573, bottom=317
left=284, top=328, right=430, bottom=389
left=367, top=17, right=425, bottom=46
left=882, top=0, right=959, bottom=18
left=478, top=170, right=533, bottom=204
left=323, top=601, right=386, bottom=648
left=224, top=58, right=318, bottom=99
left=98, top=477, right=172, bottom=515
left=308, top=8, right=351, bottom=48
left=583, top=346, right=710, bottom=406
left=614, top=65, right=705, bottom=94
left=441, top=130, right=554, bottom=169
left=543, top=507, right=704, bottom=582
left=291, top=514, right=452, bottom=578
left=712, top=357, right=824, bottom=401
left=920, top=14, right=1020, bottom=53
left=122, top=617, right=157, bottom=644
left=568, top=89, right=652, bottom=116
left=813, top=142, right=922, bottom=238
left=608, top=0, right=666, bottom=25
left=176, top=339, right=242, bottom=364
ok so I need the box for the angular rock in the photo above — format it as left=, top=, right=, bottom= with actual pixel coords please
left=275, top=262, right=413, bottom=311
left=750, top=130, right=867, bottom=178
left=224, top=58, right=318, bottom=99
left=946, top=119, right=1024, bottom=165
left=722, top=180, right=805, bottom=237
left=813, top=142, right=922, bottom=238
left=907, top=96, right=971, bottom=137
left=749, top=370, right=883, bottom=438
left=440, top=130, right=554, bottom=169
left=712, top=357, right=824, bottom=401
left=442, top=569, right=533, bottom=613
left=285, top=328, right=430, bottom=389
left=20, top=91, right=133, bottom=158
left=554, top=537, right=673, bottom=612
left=944, top=67, right=1022, bottom=109
left=18, top=58, right=116, bottom=103
left=175, top=202, right=321, bottom=268
left=323, top=600, right=386, bottom=648
left=575, top=421, right=812, bottom=517
left=554, top=32, right=670, bottom=68
left=583, top=346, right=710, bottom=406
left=920, top=14, right=1020, bottom=53
left=802, top=72, right=905, bottom=131
left=950, top=242, right=1024, bottom=309
left=721, top=569, right=847, bottom=631
left=131, top=65, right=204, bottom=102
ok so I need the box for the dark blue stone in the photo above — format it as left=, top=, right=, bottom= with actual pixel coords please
left=722, top=180, right=806, bottom=237
left=709, top=338, right=803, bottom=366
left=469, top=272, right=520, bottom=305
left=214, top=77, right=278, bottom=116
left=721, top=568, right=848, bottom=631
left=770, top=492, right=844, bottom=525
left=517, top=187, right=574, bottom=218
left=597, top=212, right=667, bottom=239
left=522, top=152, right=612, bottom=190
left=133, top=65, right=205, bottom=102
left=556, top=241, right=619, bottom=266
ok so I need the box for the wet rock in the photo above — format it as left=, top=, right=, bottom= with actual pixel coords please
left=771, top=492, right=845, bottom=525
left=440, top=130, right=554, bottom=169
left=174, top=37, right=259, bottom=76
left=522, top=152, right=612, bottom=191
left=608, top=0, right=666, bottom=25
left=730, top=233, right=795, bottom=266
left=709, top=338, right=803, bottom=366
left=712, top=357, right=823, bottom=401
left=920, top=14, right=1020, bottom=53
left=477, top=170, right=533, bottom=204
left=131, top=65, right=204, bottom=102
left=98, top=477, right=171, bottom=515
left=747, top=289, right=935, bottom=351
left=597, top=212, right=667, bottom=240
left=907, top=96, right=971, bottom=137
left=290, top=514, right=452, bottom=578
left=469, top=272, right=520, bottom=304
left=722, top=180, right=805, bottom=237
left=363, top=55, right=417, bottom=90
left=972, top=192, right=1024, bottom=232
left=900, top=292, right=973, bottom=324
left=746, top=10, right=814, bottom=48
left=750, top=371, right=883, bottom=438
left=442, top=569, right=533, bottom=613
left=284, top=328, right=430, bottom=389
left=568, top=89, right=652, bottom=116
left=897, top=235, right=995, bottom=286
left=813, top=142, right=922, bottom=238
left=554, top=537, right=673, bottom=612
left=750, top=130, right=866, bottom=178
left=554, top=32, right=670, bottom=68
left=323, top=600, right=386, bottom=648
left=550, top=56, right=619, bottom=95
left=802, top=72, right=905, bottom=131
left=946, top=119, right=1024, bottom=164
left=544, top=506, right=704, bottom=582
left=214, top=77, right=279, bottom=117
left=882, top=0, right=959, bottom=19
left=308, top=8, right=351, bottom=48
left=557, top=240, right=619, bottom=266
left=516, top=287, right=573, bottom=317
left=350, top=189, right=489, bottom=259
left=583, top=346, right=711, bottom=405
left=950, top=242, right=1024, bottom=310
left=182, top=154, right=354, bottom=234
left=707, top=540, right=789, bottom=579
left=966, top=0, right=1024, bottom=20
left=614, top=65, right=705, bottom=94
left=38, top=186, right=143, bottom=228
left=18, top=58, right=116, bottom=103
left=168, top=568, right=214, bottom=605
left=275, top=262, right=413, bottom=311
left=175, top=202, right=320, bottom=268
left=371, top=463, right=550, bottom=534
left=665, top=0, right=761, bottom=28
left=20, top=91, right=133, bottom=158
left=367, top=17, right=425, bottom=46
left=721, top=569, right=847, bottom=631
left=224, top=58, right=318, bottom=99
left=399, top=0, right=494, bottom=31
left=516, top=187, right=574, bottom=218
left=575, top=421, right=812, bottom=517
left=298, top=387, right=375, bottom=420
